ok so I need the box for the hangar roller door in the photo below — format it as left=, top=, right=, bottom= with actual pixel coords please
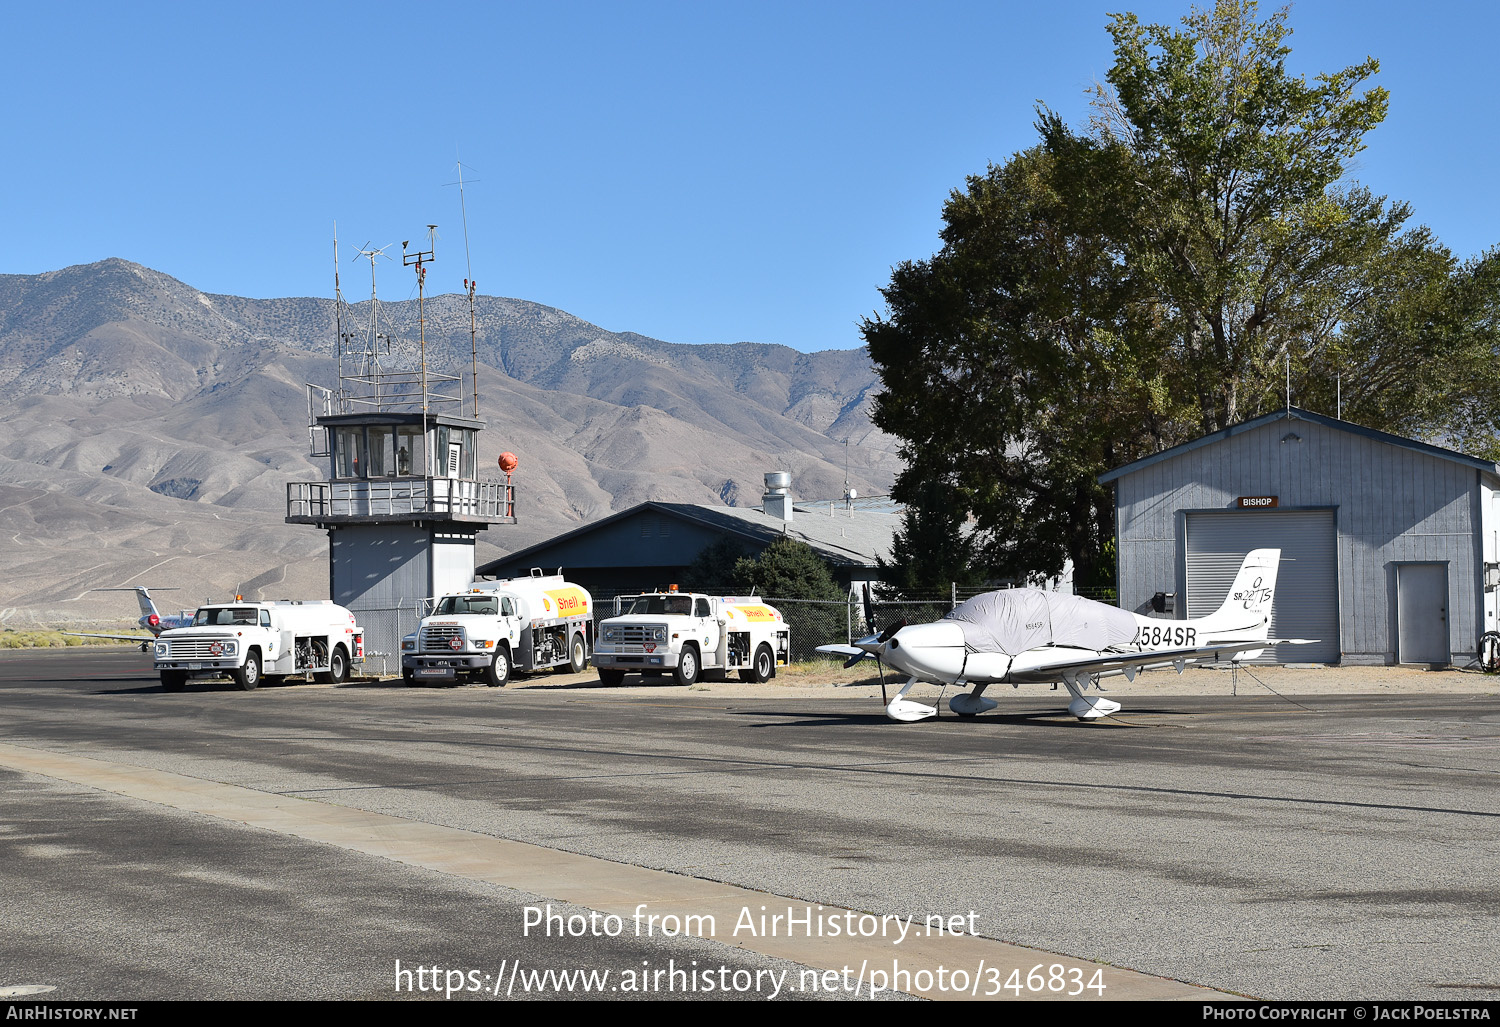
left=1185, top=510, right=1339, bottom=663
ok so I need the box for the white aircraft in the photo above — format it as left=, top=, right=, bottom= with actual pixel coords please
left=819, top=549, right=1309, bottom=722
left=65, top=587, right=194, bottom=651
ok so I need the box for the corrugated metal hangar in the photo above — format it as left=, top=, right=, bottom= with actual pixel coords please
left=1100, top=408, right=1500, bottom=666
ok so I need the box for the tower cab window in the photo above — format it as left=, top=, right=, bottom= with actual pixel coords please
left=334, top=425, right=426, bottom=480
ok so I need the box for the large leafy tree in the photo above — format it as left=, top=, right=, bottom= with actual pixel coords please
left=730, top=537, right=844, bottom=602
left=867, top=0, right=1500, bottom=591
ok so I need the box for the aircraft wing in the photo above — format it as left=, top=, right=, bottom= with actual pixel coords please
left=1007, top=639, right=1313, bottom=683
left=63, top=632, right=155, bottom=650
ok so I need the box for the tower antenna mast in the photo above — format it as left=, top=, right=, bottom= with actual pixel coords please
left=333, top=225, right=344, bottom=409
left=403, top=226, right=437, bottom=445
left=353, top=241, right=393, bottom=407
left=456, top=157, right=481, bottom=418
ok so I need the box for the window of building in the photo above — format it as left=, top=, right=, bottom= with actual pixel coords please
left=335, top=428, right=363, bottom=479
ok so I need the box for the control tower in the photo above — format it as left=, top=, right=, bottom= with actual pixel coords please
left=286, top=230, right=514, bottom=668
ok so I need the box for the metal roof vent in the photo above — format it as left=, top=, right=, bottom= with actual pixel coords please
left=762, top=471, right=793, bottom=522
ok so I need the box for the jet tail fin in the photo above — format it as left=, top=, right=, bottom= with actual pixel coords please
left=91, top=587, right=175, bottom=634
left=1193, top=549, right=1281, bottom=639
left=133, top=588, right=159, bottom=620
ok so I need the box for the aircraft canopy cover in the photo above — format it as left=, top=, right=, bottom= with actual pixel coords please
left=943, top=590, right=1138, bottom=655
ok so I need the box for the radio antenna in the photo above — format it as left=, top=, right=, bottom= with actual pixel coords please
left=333, top=225, right=343, bottom=407
left=403, top=227, right=437, bottom=445
left=353, top=241, right=394, bottom=406
left=455, top=155, right=481, bottom=418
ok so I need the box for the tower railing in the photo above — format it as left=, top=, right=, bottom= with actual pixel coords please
left=287, top=478, right=516, bottom=522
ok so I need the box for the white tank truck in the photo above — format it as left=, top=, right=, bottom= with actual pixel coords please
left=401, top=570, right=594, bottom=686
left=592, top=587, right=790, bottom=686
left=153, top=599, right=364, bottom=692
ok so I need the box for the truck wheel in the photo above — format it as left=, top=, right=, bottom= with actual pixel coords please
left=674, top=645, right=700, bottom=687
left=234, top=652, right=261, bottom=691
left=597, top=669, right=625, bottom=686
left=740, top=644, right=775, bottom=683
left=160, top=671, right=185, bottom=693
left=569, top=634, right=587, bottom=673
left=315, top=644, right=349, bottom=684
left=402, top=668, right=416, bottom=686
left=483, top=647, right=511, bottom=687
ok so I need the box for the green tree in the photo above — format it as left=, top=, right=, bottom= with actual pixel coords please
left=865, top=0, right=1500, bottom=585
left=685, top=535, right=752, bottom=589
left=730, top=538, right=844, bottom=602
left=879, top=477, right=985, bottom=597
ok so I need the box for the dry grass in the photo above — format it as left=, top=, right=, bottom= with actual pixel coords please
left=774, top=657, right=883, bottom=687
left=0, top=628, right=147, bottom=649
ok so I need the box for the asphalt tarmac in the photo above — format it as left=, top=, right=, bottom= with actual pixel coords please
left=3, top=648, right=1499, bottom=1002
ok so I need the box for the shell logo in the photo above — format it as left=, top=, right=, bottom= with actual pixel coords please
left=546, top=588, right=589, bottom=617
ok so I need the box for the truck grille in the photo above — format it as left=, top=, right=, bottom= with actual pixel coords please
left=613, top=626, right=654, bottom=644
left=421, top=625, right=465, bottom=652
left=159, top=639, right=232, bottom=659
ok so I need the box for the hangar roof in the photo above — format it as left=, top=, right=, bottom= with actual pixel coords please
left=1098, top=407, right=1500, bottom=485
left=483, top=498, right=901, bottom=572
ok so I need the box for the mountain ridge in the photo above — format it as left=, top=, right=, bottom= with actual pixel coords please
left=0, top=258, right=898, bottom=628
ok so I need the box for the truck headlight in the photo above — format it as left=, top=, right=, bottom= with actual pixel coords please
left=222, top=641, right=238, bottom=656
left=474, top=640, right=494, bottom=649
left=401, top=637, right=416, bottom=652
left=651, top=626, right=667, bottom=643
left=153, top=642, right=167, bottom=658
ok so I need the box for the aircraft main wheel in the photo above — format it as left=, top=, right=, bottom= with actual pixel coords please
left=597, top=669, right=625, bottom=686
left=234, top=652, right=261, bottom=691
left=483, top=648, right=511, bottom=687
left=569, top=634, right=587, bottom=673
left=160, top=671, right=185, bottom=693
left=674, top=646, right=700, bottom=687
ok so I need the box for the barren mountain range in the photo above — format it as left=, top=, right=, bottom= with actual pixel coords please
left=0, top=259, right=898, bottom=629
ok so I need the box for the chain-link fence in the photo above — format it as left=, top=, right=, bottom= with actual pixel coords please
left=352, top=583, right=1123, bottom=673
left=345, top=603, right=425, bottom=677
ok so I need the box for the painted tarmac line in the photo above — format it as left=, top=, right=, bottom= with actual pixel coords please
left=0, top=741, right=1232, bottom=1001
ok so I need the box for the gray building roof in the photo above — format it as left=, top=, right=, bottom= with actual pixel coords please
left=1099, top=407, right=1499, bottom=484
left=479, top=497, right=901, bottom=579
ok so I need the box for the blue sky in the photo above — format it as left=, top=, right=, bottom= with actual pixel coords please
left=5, top=1, right=1496, bottom=352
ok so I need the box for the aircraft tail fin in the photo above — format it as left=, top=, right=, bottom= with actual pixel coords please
left=133, top=588, right=159, bottom=621
left=1193, top=549, right=1281, bottom=640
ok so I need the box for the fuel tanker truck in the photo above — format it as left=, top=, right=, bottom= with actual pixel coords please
left=592, top=587, right=789, bottom=686
left=401, top=570, right=593, bottom=686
